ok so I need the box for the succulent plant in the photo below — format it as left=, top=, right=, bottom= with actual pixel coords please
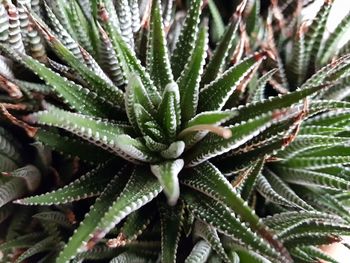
left=0, top=0, right=349, bottom=262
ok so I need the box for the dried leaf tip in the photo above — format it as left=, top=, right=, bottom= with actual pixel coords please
left=98, top=3, right=109, bottom=22
left=107, top=233, right=127, bottom=248
left=253, top=51, right=268, bottom=62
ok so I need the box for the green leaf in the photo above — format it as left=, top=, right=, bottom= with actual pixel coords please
left=0, top=232, right=45, bottom=251
left=277, top=167, right=350, bottom=191
left=6, top=48, right=109, bottom=117
left=147, top=0, right=174, bottom=92
left=194, top=220, right=231, bottom=263
left=35, top=24, right=124, bottom=108
left=14, top=236, right=57, bottom=263
left=0, top=127, right=22, bottom=166
left=114, top=134, right=160, bottom=162
left=180, top=162, right=289, bottom=260
left=184, top=110, right=237, bottom=129
left=198, top=52, right=266, bottom=112
left=287, top=23, right=307, bottom=87
left=302, top=54, right=350, bottom=90
left=55, top=166, right=131, bottom=263
left=160, top=141, right=185, bottom=159
left=0, top=165, right=41, bottom=207
left=304, top=0, right=333, bottom=72
left=302, top=246, right=339, bottom=263
left=125, top=74, right=156, bottom=133
left=182, top=188, right=284, bottom=262
left=16, top=160, right=120, bottom=205
left=240, top=158, right=265, bottom=200
left=133, top=103, right=164, bottom=143
left=99, top=6, right=161, bottom=106
left=33, top=211, right=73, bottom=229
left=228, top=83, right=329, bottom=124
left=151, top=159, right=184, bottom=205
left=263, top=169, right=313, bottom=210
left=279, top=221, right=350, bottom=241
left=208, top=0, right=224, bottom=43
left=263, top=211, right=343, bottom=230
left=256, top=174, right=299, bottom=208
left=185, top=113, right=273, bottom=166
left=177, top=24, right=208, bottom=123
left=320, top=11, right=350, bottom=65
left=171, top=0, right=203, bottom=79
left=97, top=24, right=125, bottom=86
left=200, top=2, right=244, bottom=86
left=184, top=240, right=211, bottom=263
left=91, top=167, right=162, bottom=242
left=248, top=68, right=277, bottom=103
left=158, top=83, right=181, bottom=141
left=66, top=0, right=94, bottom=54
left=246, top=0, right=260, bottom=36
left=117, top=205, right=156, bottom=246
left=282, top=156, right=350, bottom=169
left=114, top=0, right=134, bottom=47
left=35, top=128, right=114, bottom=164
left=158, top=200, right=185, bottom=263
left=28, top=107, right=153, bottom=162
left=110, top=252, right=148, bottom=263
left=44, top=2, right=84, bottom=62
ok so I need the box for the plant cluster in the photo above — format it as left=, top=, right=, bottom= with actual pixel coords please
left=0, top=0, right=350, bottom=262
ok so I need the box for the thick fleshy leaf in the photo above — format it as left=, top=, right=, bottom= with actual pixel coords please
left=0, top=232, right=45, bottom=251
left=184, top=240, right=211, bottom=263
left=304, top=0, right=333, bottom=72
left=125, top=74, right=156, bottom=133
left=200, top=1, right=246, bottom=86
left=0, top=45, right=110, bottom=117
left=55, top=166, right=131, bottom=263
left=32, top=21, right=124, bottom=108
left=182, top=188, right=286, bottom=262
left=171, top=0, right=203, bottom=79
left=146, top=0, right=173, bottom=92
left=260, top=169, right=313, bottom=210
left=90, top=167, right=162, bottom=243
left=158, top=82, right=181, bottom=141
left=194, top=220, right=231, bottom=263
left=208, top=0, right=224, bottom=43
left=34, top=128, right=114, bottom=164
left=16, top=160, right=120, bottom=205
left=185, top=113, right=274, bottom=166
left=287, top=23, right=307, bottom=87
left=180, top=162, right=289, bottom=259
left=198, top=52, right=266, bottom=112
left=27, top=107, right=159, bottom=163
left=240, top=158, right=265, bottom=200
left=228, top=82, right=330, bottom=124
left=248, top=68, right=278, bottom=103
left=0, top=165, right=41, bottom=207
left=320, top=10, right=350, bottom=65
left=33, top=211, right=73, bottom=229
left=158, top=200, right=185, bottom=263
left=110, top=252, right=148, bottom=263
left=151, top=159, right=184, bottom=205
left=177, top=24, right=208, bottom=123
left=113, top=205, right=156, bottom=247
left=14, top=236, right=57, bottom=263
left=274, top=167, right=350, bottom=191
left=98, top=5, right=161, bottom=106
left=114, top=0, right=134, bottom=47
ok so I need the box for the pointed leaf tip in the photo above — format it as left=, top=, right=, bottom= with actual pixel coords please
left=151, top=159, right=184, bottom=205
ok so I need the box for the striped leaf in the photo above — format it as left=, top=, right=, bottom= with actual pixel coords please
left=198, top=52, right=266, bottom=112
left=146, top=0, right=173, bottom=92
